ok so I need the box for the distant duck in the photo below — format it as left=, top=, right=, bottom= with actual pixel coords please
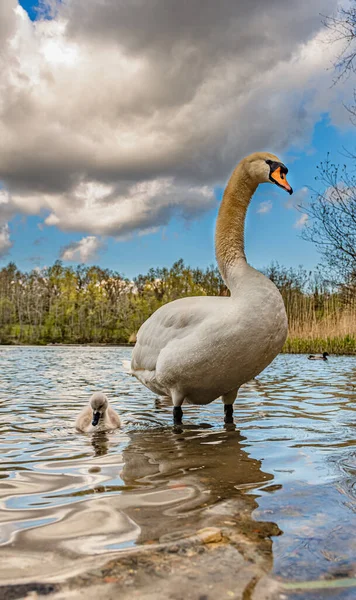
left=308, top=352, right=329, bottom=361
left=75, top=392, right=121, bottom=433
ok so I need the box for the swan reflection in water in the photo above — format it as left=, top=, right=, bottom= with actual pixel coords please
left=119, top=426, right=279, bottom=547
left=91, top=431, right=110, bottom=457
left=0, top=425, right=280, bottom=584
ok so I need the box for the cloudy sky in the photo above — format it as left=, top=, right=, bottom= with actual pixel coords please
left=0, top=0, right=354, bottom=276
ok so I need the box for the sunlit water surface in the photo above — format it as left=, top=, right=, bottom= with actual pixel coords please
left=0, top=347, right=355, bottom=591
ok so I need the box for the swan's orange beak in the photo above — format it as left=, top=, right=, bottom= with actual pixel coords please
left=271, top=167, right=293, bottom=195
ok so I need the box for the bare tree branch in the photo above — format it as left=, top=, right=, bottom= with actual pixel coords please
left=300, top=158, right=356, bottom=287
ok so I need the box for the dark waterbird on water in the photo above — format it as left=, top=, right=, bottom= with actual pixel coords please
left=308, top=352, right=329, bottom=361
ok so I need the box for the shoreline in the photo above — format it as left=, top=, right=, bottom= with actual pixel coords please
left=0, top=342, right=136, bottom=347
left=0, top=342, right=355, bottom=355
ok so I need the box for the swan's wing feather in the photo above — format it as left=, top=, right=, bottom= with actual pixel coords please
left=75, top=406, right=92, bottom=431
left=131, top=296, right=223, bottom=374
left=108, top=406, right=121, bottom=428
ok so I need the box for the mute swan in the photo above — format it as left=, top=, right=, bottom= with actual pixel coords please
left=131, top=152, right=293, bottom=425
left=75, top=392, right=121, bottom=432
left=308, top=352, right=329, bottom=361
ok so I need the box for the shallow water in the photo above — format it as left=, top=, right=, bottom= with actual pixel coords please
left=0, top=347, right=355, bottom=593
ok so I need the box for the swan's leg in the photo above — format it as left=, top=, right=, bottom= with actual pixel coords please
left=222, top=388, right=238, bottom=424
left=172, top=391, right=184, bottom=425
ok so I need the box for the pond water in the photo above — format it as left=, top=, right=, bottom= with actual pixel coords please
left=0, top=347, right=355, bottom=596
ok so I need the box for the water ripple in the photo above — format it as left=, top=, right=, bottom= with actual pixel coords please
left=0, top=347, right=355, bottom=585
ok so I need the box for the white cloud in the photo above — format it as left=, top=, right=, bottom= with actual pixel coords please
left=323, top=183, right=356, bottom=204
left=61, top=236, right=104, bottom=263
left=0, top=190, right=15, bottom=254
left=0, top=1, right=352, bottom=249
left=0, top=225, right=12, bottom=257
left=257, top=200, right=273, bottom=214
left=294, top=213, right=309, bottom=229
left=8, top=178, right=216, bottom=237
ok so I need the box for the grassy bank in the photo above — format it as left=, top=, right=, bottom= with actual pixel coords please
left=283, top=335, right=355, bottom=354
left=2, top=329, right=355, bottom=354
left=0, top=260, right=355, bottom=354
left=284, top=307, right=356, bottom=354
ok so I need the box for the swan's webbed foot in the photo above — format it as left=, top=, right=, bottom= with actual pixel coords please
left=224, top=404, right=234, bottom=424
left=173, top=406, right=183, bottom=425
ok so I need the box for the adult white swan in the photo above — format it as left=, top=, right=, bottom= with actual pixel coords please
left=131, top=152, right=293, bottom=425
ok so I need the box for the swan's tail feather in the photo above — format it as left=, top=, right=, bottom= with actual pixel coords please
left=122, top=359, right=132, bottom=374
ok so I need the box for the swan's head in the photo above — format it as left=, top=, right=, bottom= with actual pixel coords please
left=90, top=392, right=108, bottom=426
left=242, top=152, right=293, bottom=195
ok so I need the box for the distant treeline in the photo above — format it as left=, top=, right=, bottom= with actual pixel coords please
left=0, top=259, right=355, bottom=353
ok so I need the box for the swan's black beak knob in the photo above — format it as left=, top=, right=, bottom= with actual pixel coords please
left=92, top=411, right=100, bottom=426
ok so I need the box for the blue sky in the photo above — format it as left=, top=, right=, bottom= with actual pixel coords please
left=9, top=118, right=355, bottom=277
left=18, top=0, right=38, bottom=20
left=1, top=1, right=355, bottom=279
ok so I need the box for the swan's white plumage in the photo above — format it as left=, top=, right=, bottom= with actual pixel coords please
left=132, top=264, right=287, bottom=405
left=131, top=151, right=291, bottom=412
left=121, top=359, right=132, bottom=374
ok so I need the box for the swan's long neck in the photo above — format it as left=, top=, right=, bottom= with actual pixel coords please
left=215, top=164, right=257, bottom=289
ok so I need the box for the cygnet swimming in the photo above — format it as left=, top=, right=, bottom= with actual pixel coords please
left=75, top=392, right=121, bottom=432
